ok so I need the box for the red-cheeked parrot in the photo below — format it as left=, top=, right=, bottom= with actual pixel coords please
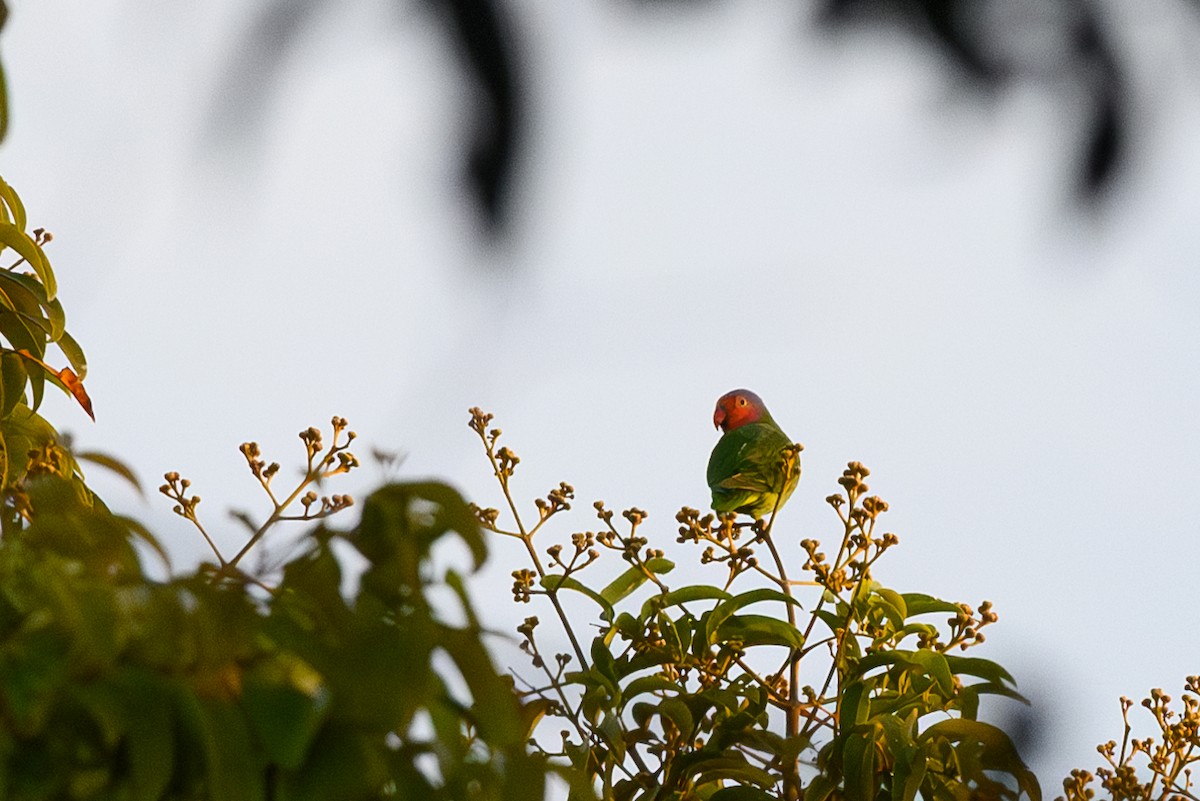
left=707, top=389, right=799, bottom=519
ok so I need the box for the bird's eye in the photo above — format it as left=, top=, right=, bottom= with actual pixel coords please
left=737, top=398, right=747, bottom=406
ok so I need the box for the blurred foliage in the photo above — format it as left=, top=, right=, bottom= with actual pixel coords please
left=468, top=408, right=1041, bottom=801
left=0, top=176, right=544, bottom=800
left=814, top=0, right=1126, bottom=198
left=1058, top=679, right=1200, bottom=801
left=209, top=0, right=520, bottom=235
left=0, top=176, right=94, bottom=531
left=211, top=0, right=1152, bottom=241
left=0, top=160, right=1189, bottom=799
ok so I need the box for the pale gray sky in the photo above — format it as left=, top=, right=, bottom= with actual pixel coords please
left=5, top=0, right=1200, bottom=790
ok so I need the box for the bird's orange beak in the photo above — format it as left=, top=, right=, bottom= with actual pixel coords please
left=713, top=406, right=726, bottom=430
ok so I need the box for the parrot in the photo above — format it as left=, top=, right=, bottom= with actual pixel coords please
left=707, top=389, right=799, bottom=519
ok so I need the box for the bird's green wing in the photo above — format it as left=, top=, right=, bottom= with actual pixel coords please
left=707, top=422, right=795, bottom=515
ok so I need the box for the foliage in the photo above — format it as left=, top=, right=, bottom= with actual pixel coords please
left=467, top=408, right=1041, bottom=801
left=0, top=176, right=543, bottom=800
left=1058, top=678, right=1200, bottom=801
left=0, top=166, right=1193, bottom=801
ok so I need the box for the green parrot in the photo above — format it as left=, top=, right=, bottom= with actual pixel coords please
left=707, top=389, right=799, bottom=519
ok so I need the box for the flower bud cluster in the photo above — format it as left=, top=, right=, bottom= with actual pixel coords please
left=535, top=482, right=574, bottom=520
left=511, top=568, right=536, bottom=603
left=160, top=471, right=201, bottom=518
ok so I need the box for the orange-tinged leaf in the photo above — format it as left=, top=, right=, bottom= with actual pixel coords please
left=57, top=366, right=93, bottom=420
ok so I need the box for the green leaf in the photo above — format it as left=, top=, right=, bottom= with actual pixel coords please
left=688, top=754, right=776, bottom=789
left=715, top=614, right=804, bottom=649
left=944, top=655, right=1018, bottom=688
left=0, top=178, right=26, bottom=231
left=599, top=563, right=657, bottom=607
left=354, top=481, right=486, bottom=569
left=77, top=451, right=143, bottom=495
left=0, top=222, right=54, bottom=299
left=841, top=681, right=869, bottom=727
left=0, top=310, right=40, bottom=356
left=900, top=593, right=961, bottom=616
left=920, top=719, right=1041, bottom=801
left=117, top=670, right=176, bottom=801
left=640, top=584, right=730, bottom=619
left=621, top=675, right=681, bottom=702
left=707, top=588, right=801, bottom=645
left=0, top=351, right=25, bottom=418
left=855, top=650, right=911, bottom=677
left=243, top=657, right=330, bottom=769
left=589, top=637, right=619, bottom=691
left=874, top=586, right=907, bottom=627
left=656, top=697, right=694, bottom=736
left=439, top=623, right=525, bottom=744
left=909, top=649, right=955, bottom=697
left=27, top=356, right=44, bottom=411
left=541, top=573, right=615, bottom=622
left=181, top=695, right=264, bottom=801
left=843, top=726, right=877, bottom=801
left=803, top=773, right=838, bottom=801
left=55, top=329, right=86, bottom=378
left=276, top=725, right=388, bottom=801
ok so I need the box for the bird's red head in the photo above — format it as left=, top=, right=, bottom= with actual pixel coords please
left=713, top=389, right=769, bottom=433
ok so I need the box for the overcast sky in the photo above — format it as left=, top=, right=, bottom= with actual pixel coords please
left=5, top=0, right=1200, bottom=790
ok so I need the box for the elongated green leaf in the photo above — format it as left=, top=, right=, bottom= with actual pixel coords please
left=640, top=584, right=730, bottom=619
left=0, top=271, right=48, bottom=319
left=909, top=649, right=955, bottom=697
left=440, top=623, right=525, bottom=743
left=622, top=675, right=681, bottom=700
left=0, top=310, right=40, bottom=355
left=541, top=574, right=614, bottom=622
left=193, top=697, right=265, bottom=801
left=589, top=637, right=619, bottom=691
left=887, top=731, right=927, bottom=801
left=944, top=655, right=1018, bottom=688
left=875, top=586, right=907, bottom=627
left=689, top=755, right=776, bottom=788
left=841, top=681, right=868, bottom=727
left=27, top=356, right=44, bottom=411
left=656, top=697, right=694, bottom=736
left=118, top=672, right=176, bottom=801
left=645, top=556, right=675, bottom=575
left=900, top=593, right=960, bottom=616
left=715, top=614, right=804, bottom=649
left=599, top=563, right=656, bottom=607
left=242, top=659, right=329, bottom=769
left=920, top=719, right=1041, bottom=801
left=55, top=329, right=86, bottom=378
left=708, top=588, right=800, bottom=645
left=0, top=178, right=25, bottom=230
left=0, top=351, right=25, bottom=418
left=0, top=222, right=54, bottom=299
left=803, top=773, right=837, bottom=801
left=842, top=727, right=877, bottom=801
left=115, top=515, right=171, bottom=571
left=76, top=451, right=142, bottom=494
left=854, top=650, right=912, bottom=677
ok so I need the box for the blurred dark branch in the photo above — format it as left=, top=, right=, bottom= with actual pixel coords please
left=815, top=0, right=1128, bottom=200
left=206, top=0, right=522, bottom=239
left=426, top=0, right=522, bottom=236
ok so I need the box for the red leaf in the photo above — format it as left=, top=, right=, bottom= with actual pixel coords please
left=57, top=366, right=94, bottom=420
